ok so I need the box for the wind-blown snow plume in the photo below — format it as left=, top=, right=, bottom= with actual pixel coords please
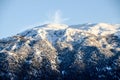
left=53, top=10, right=62, bottom=23
left=51, top=10, right=69, bottom=24
left=19, top=10, right=69, bottom=32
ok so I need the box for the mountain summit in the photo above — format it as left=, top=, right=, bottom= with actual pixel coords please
left=0, top=23, right=120, bottom=80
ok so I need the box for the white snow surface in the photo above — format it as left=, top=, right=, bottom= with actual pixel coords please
left=2, top=23, right=120, bottom=45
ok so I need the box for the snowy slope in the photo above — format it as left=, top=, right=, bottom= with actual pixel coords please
left=12, top=23, right=119, bottom=43
left=0, top=23, right=120, bottom=80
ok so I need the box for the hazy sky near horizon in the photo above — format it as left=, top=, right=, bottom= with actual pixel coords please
left=0, top=0, right=120, bottom=38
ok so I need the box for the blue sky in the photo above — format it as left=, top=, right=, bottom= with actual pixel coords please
left=0, top=0, right=120, bottom=38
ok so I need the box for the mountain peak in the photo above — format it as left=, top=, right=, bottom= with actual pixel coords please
left=47, top=23, right=68, bottom=29
left=0, top=23, right=120, bottom=80
left=35, top=23, right=68, bottom=30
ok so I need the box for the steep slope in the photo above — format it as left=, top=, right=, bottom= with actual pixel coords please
left=0, top=23, right=120, bottom=80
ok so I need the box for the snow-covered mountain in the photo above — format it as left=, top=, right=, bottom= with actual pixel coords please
left=0, top=23, right=120, bottom=80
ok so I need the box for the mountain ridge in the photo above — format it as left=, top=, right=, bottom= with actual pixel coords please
left=0, top=23, right=120, bottom=80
